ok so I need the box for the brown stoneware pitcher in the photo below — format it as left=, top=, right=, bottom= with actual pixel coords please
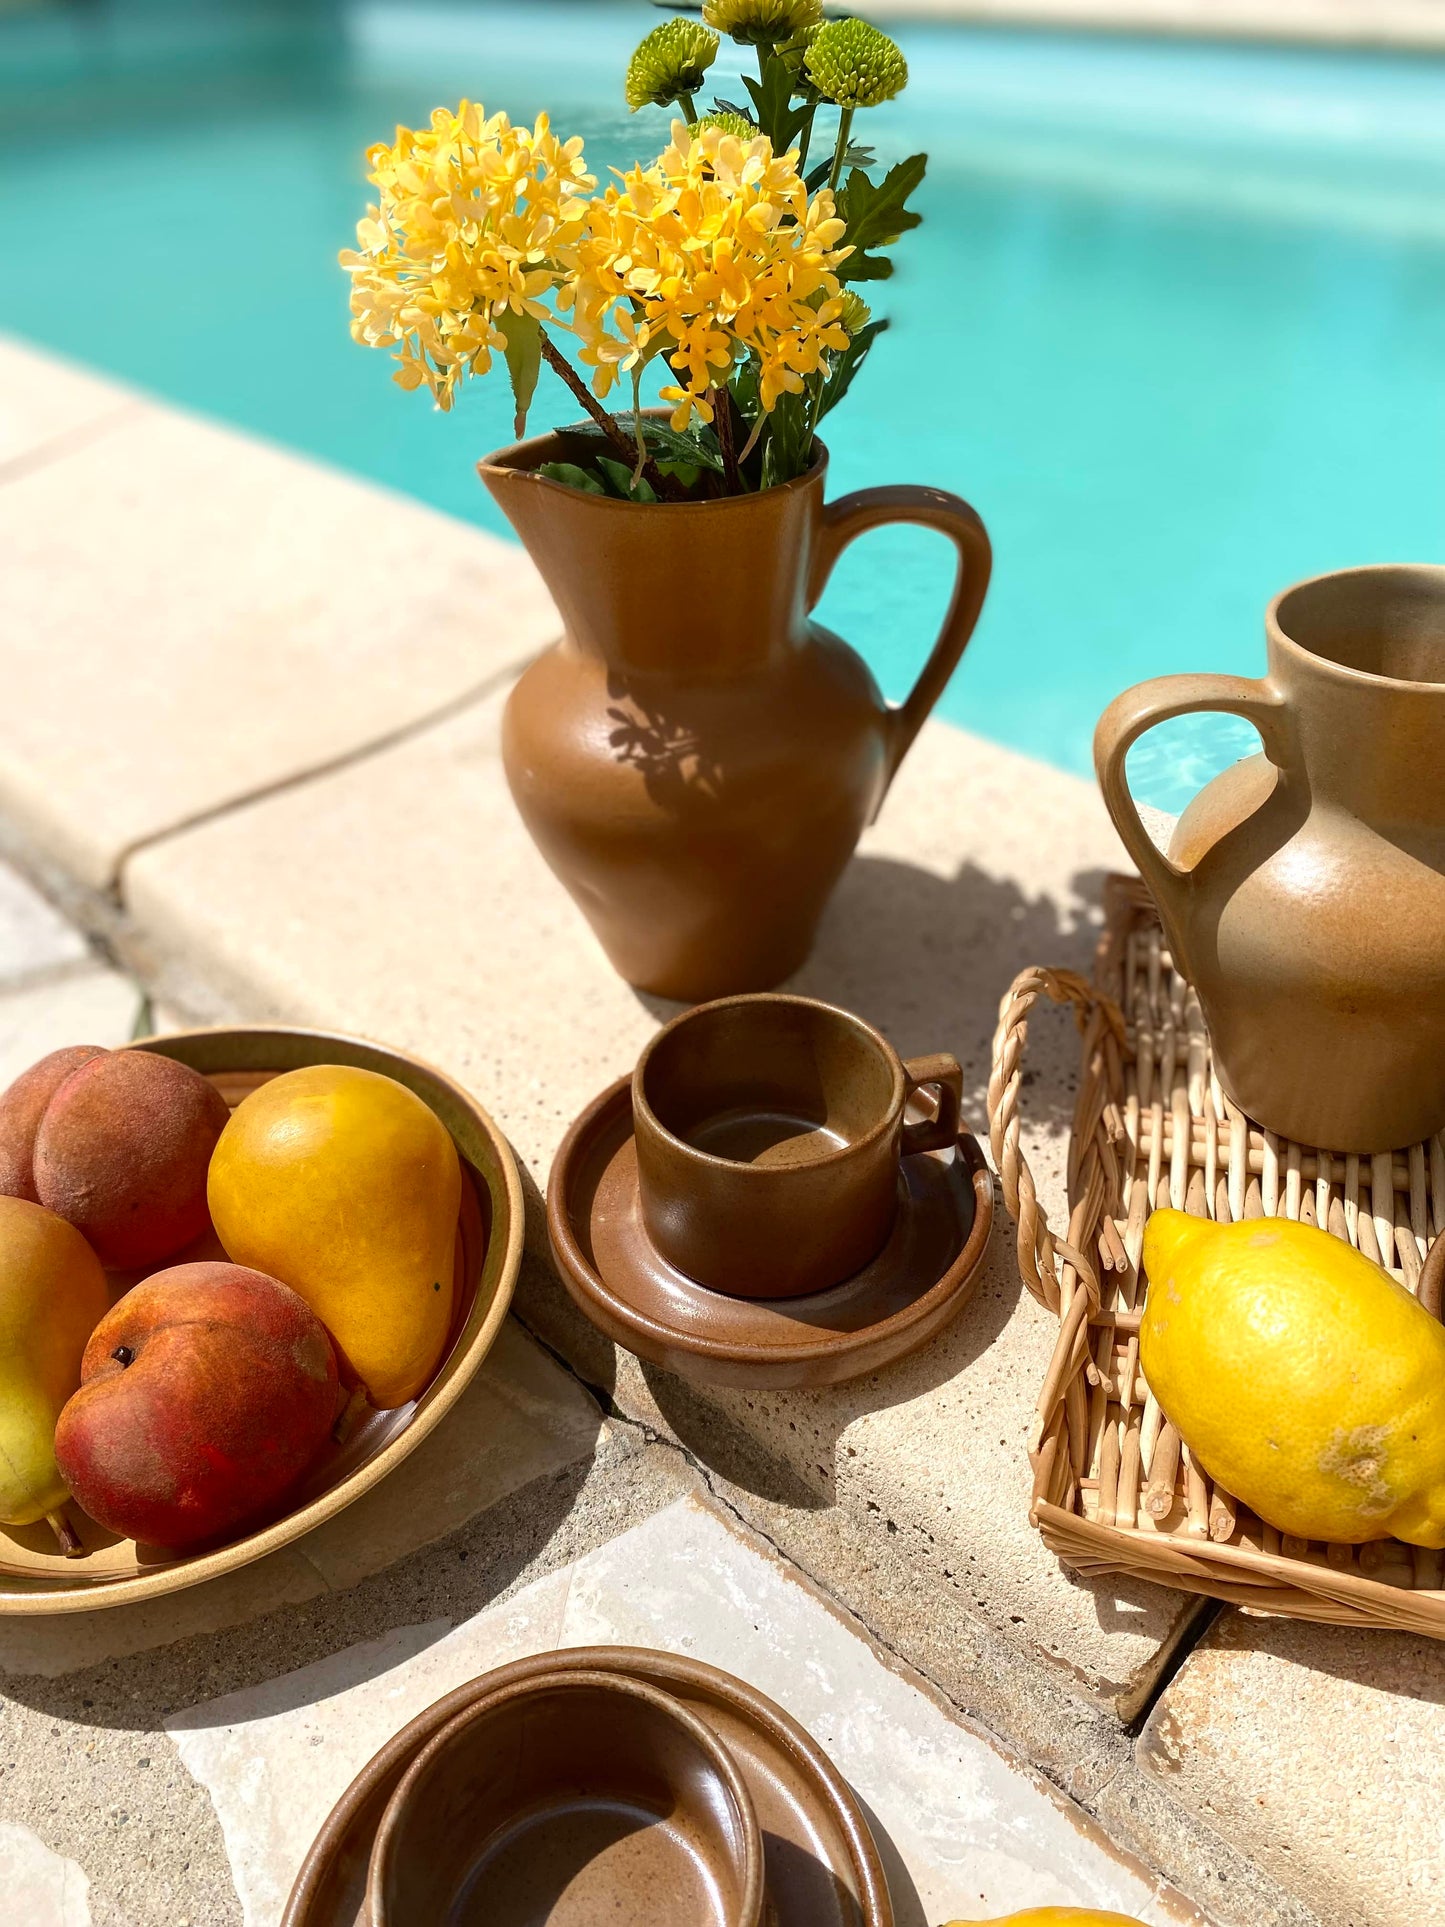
left=1095, top=564, right=1445, bottom=1153
left=481, top=427, right=991, bottom=1001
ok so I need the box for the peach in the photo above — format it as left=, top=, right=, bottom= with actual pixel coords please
left=54, top=1261, right=340, bottom=1550
left=0, top=1046, right=107, bottom=1203
left=31, top=1050, right=231, bottom=1267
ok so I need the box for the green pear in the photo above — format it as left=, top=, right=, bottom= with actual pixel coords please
left=0, top=1197, right=109, bottom=1547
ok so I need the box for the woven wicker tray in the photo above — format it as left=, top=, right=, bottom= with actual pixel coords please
left=987, top=875, right=1445, bottom=1639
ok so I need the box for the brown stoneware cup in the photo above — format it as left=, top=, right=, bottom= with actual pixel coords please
left=369, top=1668, right=764, bottom=1927
left=633, top=993, right=963, bottom=1299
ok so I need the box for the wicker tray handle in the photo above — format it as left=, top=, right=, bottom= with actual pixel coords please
left=988, top=966, right=1128, bottom=1318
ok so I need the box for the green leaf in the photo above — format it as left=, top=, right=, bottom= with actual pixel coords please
left=556, top=413, right=726, bottom=473
left=835, top=153, right=927, bottom=285
left=711, top=96, right=759, bottom=127
left=816, top=318, right=888, bottom=424
left=537, top=461, right=607, bottom=495
left=595, top=454, right=659, bottom=503
left=805, top=143, right=876, bottom=193
left=495, top=310, right=543, bottom=438
left=741, top=52, right=811, bottom=152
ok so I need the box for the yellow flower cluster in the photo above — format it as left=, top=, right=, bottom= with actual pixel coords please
left=564, top=121, right=852, bottom=432
left=341, top=102, right=593, bottom=409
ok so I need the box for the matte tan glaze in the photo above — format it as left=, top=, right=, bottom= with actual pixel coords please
left=1096, top=565, right=1445, bottom=1152
left=0, top=1028, right=522, bottom=1615
left=285, top=1646, right=893, bottom=1927
left=371, top=1669, right=764, bottom=1927
left=634, top=993, right=962, bottom=1299
left=548, top=1077, right=993, bottom=1390
left=481, top=428, right=991, bottom=1001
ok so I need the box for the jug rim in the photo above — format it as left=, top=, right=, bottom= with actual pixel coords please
left=479, top=415, right=830, bottom=512
left=1268, top=562, right=1445, bottom=694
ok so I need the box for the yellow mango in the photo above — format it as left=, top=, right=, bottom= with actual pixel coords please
left=0, top=1197, right=110, bottom=1528
left=208, top=1065, right=462, bottom=1408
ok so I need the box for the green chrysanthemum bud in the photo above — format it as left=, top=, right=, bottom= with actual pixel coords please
left=838, top=291, right=872, bottom=335
left=703, top=0, right=822, bottom=50
left=625, top=17, right=720, bottom=112
left=805, top=18, right=908, bottom=108
left=777, top=22, right=824, bottom=98
left=696, top=110, right=758, bottom=140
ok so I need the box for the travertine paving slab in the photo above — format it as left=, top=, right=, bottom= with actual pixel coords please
left=0, top=1822, right=93, bottom=1927
left=123, top=686, right=1195, bottom=1715
left=0, top=968, right=143, bottom=1087
left=169, top=1495, right=1205, bottom=1927
left=1137, top=1610, right=1445, bottom=1927
left=0, top=1321, right=602, bottom=1680
left=0, top=335, right=135, bottom=476
left=0, top=362, right=558, bottom=888
left=0, top=859, right=89, bottom=987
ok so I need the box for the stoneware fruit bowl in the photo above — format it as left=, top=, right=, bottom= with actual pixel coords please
left=0, top=1026, right=523, bottom=1615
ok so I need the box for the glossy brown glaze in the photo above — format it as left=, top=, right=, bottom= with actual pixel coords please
left=1096, top=565, right=1445, bottom=1152
left=548, top=1077, right=993, bottom=1389
left=481, top=428, right=991, bottom=1001
left=284, top=1646, right=894, bottom=1927
left=633, top=994, right=962, bottom=1299
left=370, top=1669, right=763, bottom=1927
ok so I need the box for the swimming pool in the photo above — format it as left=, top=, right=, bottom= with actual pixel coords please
left=6, top=2, right=1445, bottom=810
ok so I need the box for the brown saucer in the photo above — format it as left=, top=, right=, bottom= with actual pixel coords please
left=283, top=1646, right=893, bottom=1927
left=548, top=1078, right=993, bottom=1389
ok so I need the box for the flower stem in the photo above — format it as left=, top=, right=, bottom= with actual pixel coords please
left=797, top=103, right=817, bottom=173
left=678, top=91, right=699, bottom=126
left=827, top=105, right=855, bottom=191
left=712, top=386, right=744, bottom=495
left=537, top=331, right=679, bottom=500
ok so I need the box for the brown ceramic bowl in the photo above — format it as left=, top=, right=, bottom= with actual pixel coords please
left=0, top=1026, right=523, bottom=1615
left=285, top=1646, right=892, bottom=1927
left=369, top=1667, right=765, bottom=1927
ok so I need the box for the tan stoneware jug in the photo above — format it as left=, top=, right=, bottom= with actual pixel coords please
left=480, top=426, right=991, bottom=1002
left=1095, top=564, right=1445, bottom=1154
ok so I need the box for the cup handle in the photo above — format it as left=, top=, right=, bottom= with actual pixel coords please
left=807, top=486, right=992, bottom=813
left=901, top=1053, right=964, bottom=1157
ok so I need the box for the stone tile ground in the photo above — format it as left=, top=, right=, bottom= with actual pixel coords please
left=169, top=1498, right=1204, bottom=1927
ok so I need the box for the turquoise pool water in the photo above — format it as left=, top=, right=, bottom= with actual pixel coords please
left=6, top=2, right=1445, bottom=810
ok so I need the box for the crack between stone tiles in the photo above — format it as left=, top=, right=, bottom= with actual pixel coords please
left=104, top=643, right=551, bottom=900
left=0, top=400, right=147, bottom=490
left=509, top=1308, right=1133, bottom=1812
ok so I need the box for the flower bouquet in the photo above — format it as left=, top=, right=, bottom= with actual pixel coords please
left=339, top=0, right=989, bottom=1005
left=342, top=0, right=926, bottom=500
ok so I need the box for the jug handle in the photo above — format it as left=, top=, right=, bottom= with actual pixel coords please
left=1094, top=672, right=1290, bottom=910
left=808, top=486, right=992, bottom=808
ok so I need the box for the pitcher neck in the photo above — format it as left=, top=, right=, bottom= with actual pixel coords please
left=1272, top=651, right=1445, bottom=827
left=480, top=441, right=829, bottom=678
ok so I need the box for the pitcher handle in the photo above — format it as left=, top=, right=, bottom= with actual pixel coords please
left=808, top=486, right=992, bottom=805
left=1094, top=672, right=1291, bottom=914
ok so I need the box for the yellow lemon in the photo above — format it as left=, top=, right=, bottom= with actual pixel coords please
left=944, top=1913, right=1143, bottom=1925
left=208, top=1066, right=462, bottom=1409
left=1141, top=1209, right=1445, bottom=1547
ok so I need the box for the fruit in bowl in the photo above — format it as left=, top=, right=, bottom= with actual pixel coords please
left=208, top=1065, right=463, bottom=1409
left=0, top=1047, right=230, bottom=1267
left=1142, top=1210, right=1445, bottom=1547
left=0, top=1197, right=111, bottom=1548
left=55, top=1262, right=340, bottom=1551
